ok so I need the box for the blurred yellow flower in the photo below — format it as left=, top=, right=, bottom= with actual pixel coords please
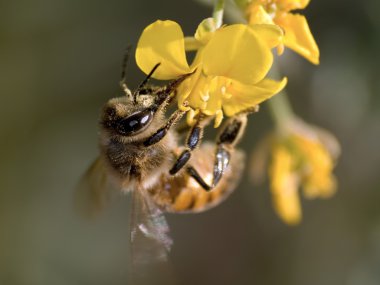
left=252, top=119, right=340, bottom=225
left=136, top=20, right=287, bottom=127
left=245, top=0, right=320, bottom=64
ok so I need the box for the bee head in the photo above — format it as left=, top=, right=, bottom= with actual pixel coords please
left=101, top=96, right=156, bottom=137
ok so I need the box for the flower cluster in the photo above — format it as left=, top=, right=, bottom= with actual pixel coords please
left=238, top=0, right=339, bottom=224
left=260, top=120, right=340, bottom=224
left=135, top=19, right=286, bottom=127
left=240, top=0, right=320, bottom=64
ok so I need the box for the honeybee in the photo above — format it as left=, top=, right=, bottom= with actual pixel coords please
left=78, top=61, right=251, bottom=264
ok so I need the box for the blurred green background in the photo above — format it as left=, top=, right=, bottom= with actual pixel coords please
left=1, top=0, right=380, bottom=284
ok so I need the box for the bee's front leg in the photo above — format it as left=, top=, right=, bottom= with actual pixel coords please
left=143, top=109, right=186, bottom=147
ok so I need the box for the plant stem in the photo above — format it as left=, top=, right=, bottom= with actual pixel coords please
left=184, top=37, right=202, bottom=51
left=267, top=63, right=296, bottom=131
left=213, top=0, right=225, bottom=28
left=267, top=92, right=295, bottom=130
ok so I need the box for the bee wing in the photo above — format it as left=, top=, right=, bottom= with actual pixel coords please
left=75, top=157, right=114, bottom=218
left=130, top=186, right=173, bottom=264
left=129, top=187, right=178, bottom=284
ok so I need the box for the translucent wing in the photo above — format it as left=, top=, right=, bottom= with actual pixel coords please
left=129, top=186, right=178, bottom=284
left=130, top=185, right=173, bottom=264
left=75, top=157, right=114, bottom=218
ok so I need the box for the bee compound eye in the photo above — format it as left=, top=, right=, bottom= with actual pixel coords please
left=117, top=109, right=153, bottom=135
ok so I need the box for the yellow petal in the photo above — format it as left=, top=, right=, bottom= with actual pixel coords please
left=176, top=72, right=197, bottom=111
left=277, top=43, right=285, bottom=55
left=269, top=145, right=302, bottom=225
left=198, top=76, right=223, bottom=116
left=247, top=4, right=274, bottom=25
left=222, top=77, right=287, bottom=116
left=278, top=0, right=310, bottom=11
left=202, top=24, right=274, bottom=85
left=136, top=20, right=191, bottom=80
left=295, top=136, right=337, bottom=198
left=272, top=189, right=302, bottom=225
left=303, top=174, right=337, bottom=199
left=194, top=18, right=217, bottom=45
left=186, top=109, right=199, bottom=126
left=214, top=110, right=224, bottom=128
left=201, top=92, right=222, bottom=116
left=286, top=133, right=336, bottom=199
left=275, top=13, right=320, bottom=64
left=250, top=24, right=284, bottom=49
left=185, top=71, right=210, bottom=111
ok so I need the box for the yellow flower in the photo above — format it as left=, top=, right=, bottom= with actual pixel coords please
left=136, top=20, right=287, bottom=127
left=245, top=0, right=320, bottom=65
left=252, top=119, right=340, bottom=225
left=270, top=143, right=302, bottom=224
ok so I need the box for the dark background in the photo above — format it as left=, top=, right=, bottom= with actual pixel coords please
left=1, top=0, right=379, bottom=284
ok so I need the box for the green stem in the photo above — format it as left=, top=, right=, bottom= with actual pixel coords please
left=267, top=92, right=295, bottom=130
left=184, top=37, right=202, bottom=51
left=213, top=0, right=225, bottom=28
left=267, top=63, right=296, bottom=131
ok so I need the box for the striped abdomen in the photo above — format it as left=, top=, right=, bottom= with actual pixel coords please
left=147, top=143, right=245, bottom=213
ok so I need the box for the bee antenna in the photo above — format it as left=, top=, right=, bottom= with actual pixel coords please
left=133, top=63, right=161, bottom=103
left=119, top=45, right=133, bottom=100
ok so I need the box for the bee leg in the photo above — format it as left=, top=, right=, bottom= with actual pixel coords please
left=133, top=63, right=190, bottom=105
left=169, top=116, right=206, bottom=175
left=186, top=166, right=212, bottom=191
left=217, top=113, right=248, bottom=146
left=214, top=112, right=251, bottom=186
left=185, top=144, right=230, bottom=192
left=142, top=88, right=193, bottom=147
left=143, top=109, right=186, bottom=147
left=141, top=72, right=198, bottom=147
left=154, top=71, right=195, bottom=107
left=186, top=111, right=253, bottom=191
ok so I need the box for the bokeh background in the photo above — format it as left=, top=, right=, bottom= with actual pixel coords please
left=1, top=0, right=380, bottom=284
